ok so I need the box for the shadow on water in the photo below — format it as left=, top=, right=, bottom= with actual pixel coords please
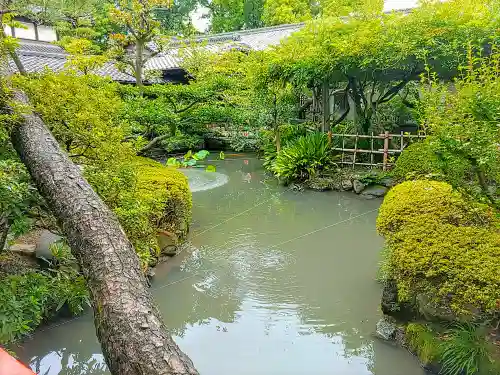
left=15, top=155, right=424, bottom=375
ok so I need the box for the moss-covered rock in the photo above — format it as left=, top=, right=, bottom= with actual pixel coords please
left=388, top=220, right=500, bottom=317
left=111, top=157, right=192, bottom=267
left=377, top=180, right=499, bottom=319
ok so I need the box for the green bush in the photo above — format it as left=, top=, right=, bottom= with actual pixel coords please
left=272, top=132, right=333, bottom=183
left=378, top=180, right=499, bottom=316
left=392, top=139, right=472, bottom=188
left=392, top=141, right=443, bottom=181
left=86, top=156, right=192, bottom=268
left=388, top=220, right=500, bottom=315
left=0, top=271, right=88, bottom=344
left=376, top=180, right=490, bottom=236
left=160, top=133, right=204, bottom=153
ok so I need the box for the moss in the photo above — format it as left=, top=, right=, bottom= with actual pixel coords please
left=378, top=180, right=500, bottom=318
left=112, top=157, right=192, bottom=267
left=389, top=221, right=500, bottom=315
left=392, top=140, right=442, bottom=181
left=406, top=323, right=443, bottom=364
left=376, top=180, right=491, bottom=236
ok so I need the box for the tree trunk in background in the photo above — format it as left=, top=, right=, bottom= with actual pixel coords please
left=321, top=79, right=330, bottom=132
left=135, top=40, right=144, bottom=94
left=10, top=90, right=199, bottom=375
left=0, top=215, right=9, bottom=252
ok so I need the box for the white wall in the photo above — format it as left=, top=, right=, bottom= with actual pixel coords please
left=13, top=21, right=36, bottom=39
left=37, top=25, right=57, bottom=42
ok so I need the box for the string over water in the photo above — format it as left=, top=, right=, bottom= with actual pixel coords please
left=155, top=207, right=380, bottom=291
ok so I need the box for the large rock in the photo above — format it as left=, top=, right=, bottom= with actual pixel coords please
left=352, top=179, right=366, bottom=194
left=35, top=230, right=62, bottom=261
left=158, top=230, right=178, bottom=256
left=360, top=185, right=388, bottom=199
left=379, top=176, right=395, bottom=188
left=375, top=316, right=397, bottom=341
left=416, top=293, right=457, bottom=322
left=381, top=280, right=416, bottom=321
left=341, top=179, right=353, bottom=191
left=9, top=243, right=36, bottom=255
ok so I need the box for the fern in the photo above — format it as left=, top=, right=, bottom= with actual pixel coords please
left=440, top=323, right=492, bottom=375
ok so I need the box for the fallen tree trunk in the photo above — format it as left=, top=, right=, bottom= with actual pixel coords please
left=10, top=90, right=199, bottom=375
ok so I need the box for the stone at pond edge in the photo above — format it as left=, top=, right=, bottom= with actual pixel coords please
left=146, top=268, right=156, bottom=279
left=416, top=293, right=457, bottom=322
left=381, top=280, right=416, bottom=321
left=360, top=185, right=388, bottom=199
left=8, top=243, right=36, bottom=255
left=380, top=176, right=395, bottom=188
left=306, top=177, right=336, bottom=191
left=158, top=230, right=178, bottom=256
left=35, top=230, right=62, bottom=261
left=352, top=179, right=366, bottom=194
left=341, top=179, right=353, bottom=191
left=375, top=316, right=397, bottom=341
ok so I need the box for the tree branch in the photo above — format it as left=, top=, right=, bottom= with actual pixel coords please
left=138, top=133, right=171, bottom=155
left=175, top=99, right=202, bottom=114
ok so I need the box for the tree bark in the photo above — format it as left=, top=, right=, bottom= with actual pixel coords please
left=10, top=90, right=198, bottom=375
left=138, top=133, right=170, bottom=155
left=0, top=215, right=9, bottom=252
left=135, top=40, right=144, bottom=94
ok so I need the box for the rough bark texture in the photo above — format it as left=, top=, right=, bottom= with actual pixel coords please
left=10, top=90, right=199, bottom=375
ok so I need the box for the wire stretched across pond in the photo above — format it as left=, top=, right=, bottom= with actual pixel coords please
left=154, top=207, right=379, bottom=290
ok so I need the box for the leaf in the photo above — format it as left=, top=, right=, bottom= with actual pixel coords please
left=186, top=159, right=197, bottom=166
left=184, top=150, right=193, bottom=160
left=194, top=150, right=210, bottom=161
left=166, top=157, right=180, bottom=167
left=205, top=165, right=216, bottom=172
left=219, top=151, right=225, bottom=160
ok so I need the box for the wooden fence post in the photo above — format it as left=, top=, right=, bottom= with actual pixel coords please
left=382, top=131, right=390, bottom=171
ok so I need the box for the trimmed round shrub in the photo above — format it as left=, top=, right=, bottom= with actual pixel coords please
left=388, top=220, right=500, bottom=315
left=376, top=180, right=489, bottom=236
left=134, top=157, right=192, bottom=237
left=392, top=139, right=472, bottom=188
left=88, top=156, right=192, bottom=267
left=392, top=140, right=442, bottom=181
left=378, top=180, right=499, bottom=317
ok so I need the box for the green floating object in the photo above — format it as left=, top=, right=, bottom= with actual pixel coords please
left=205, top=165, right=216, bottom=172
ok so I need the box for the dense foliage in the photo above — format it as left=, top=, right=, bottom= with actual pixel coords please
left=272, top=132, right=332, bottom=183
left=263, top=0, right=499, bottom=132
left=14, top=72, right=193, bottom=267
left=0, top=244, right=88, bottom=345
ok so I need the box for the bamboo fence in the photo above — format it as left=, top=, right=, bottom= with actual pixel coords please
left=331, top=131, right=426, bottom=170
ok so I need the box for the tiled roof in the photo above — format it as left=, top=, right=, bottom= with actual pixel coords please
left=14, top=40, right=136, bottom=82
left=13, top=23, right=304, bottom=80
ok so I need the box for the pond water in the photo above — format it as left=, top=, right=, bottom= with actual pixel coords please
left=16, top=155, right=424, bottom=375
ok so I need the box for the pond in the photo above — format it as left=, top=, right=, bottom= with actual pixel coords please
left=16, top=155, right=424, bottom=375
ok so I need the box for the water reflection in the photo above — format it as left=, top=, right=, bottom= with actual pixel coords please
left=16, top=155, right=423, bottom=375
